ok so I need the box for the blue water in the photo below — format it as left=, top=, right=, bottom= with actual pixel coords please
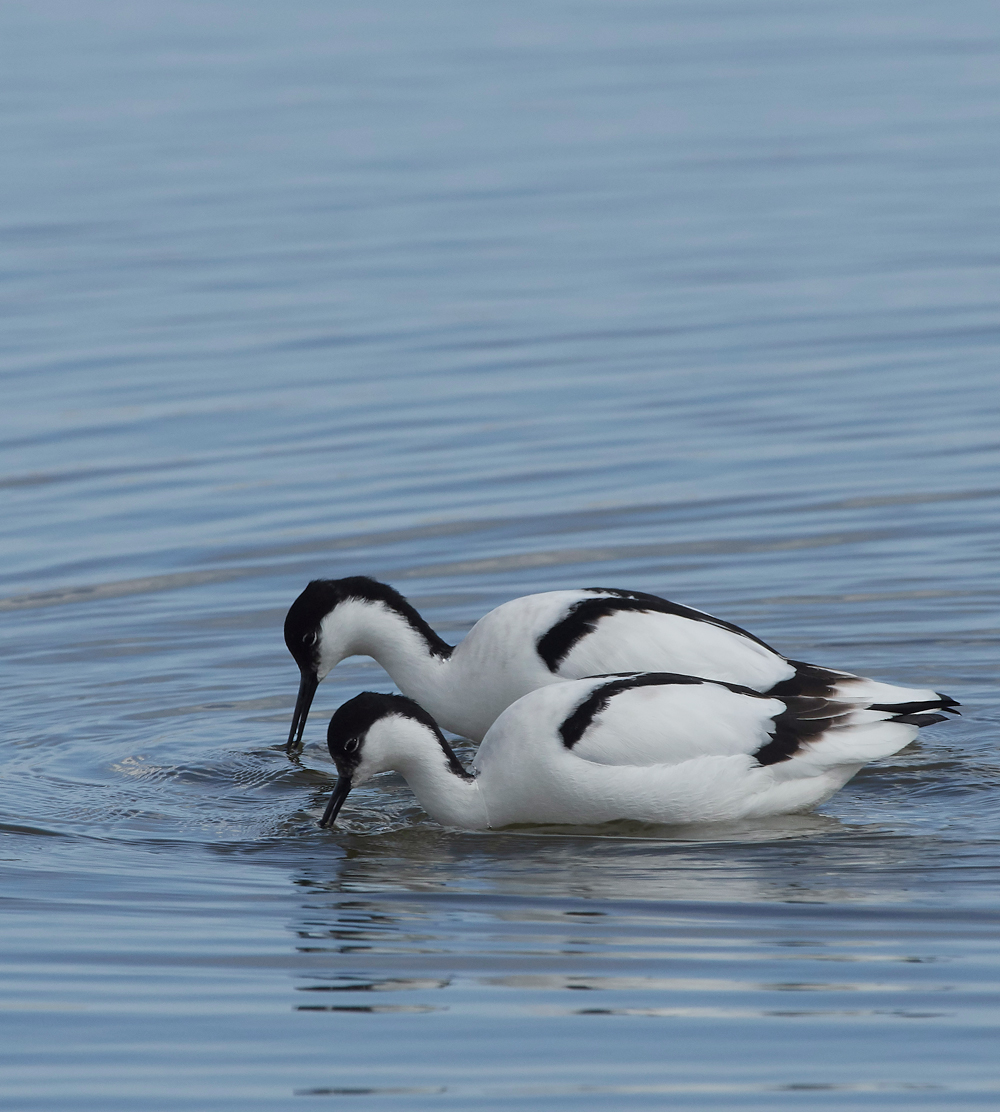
left=3, top=1, right=1000, bottom=1108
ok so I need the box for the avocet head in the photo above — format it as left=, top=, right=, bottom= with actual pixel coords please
left=320, top=691, right=448, bottom=827
left=283, top=577, right=439, bottom=753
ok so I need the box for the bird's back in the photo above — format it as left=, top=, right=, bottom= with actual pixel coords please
left=447, top=588, right=794, bottom=739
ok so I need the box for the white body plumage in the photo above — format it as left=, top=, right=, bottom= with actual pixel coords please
left=320, top=675, right=949, bottom=830
left=285, top=578, right=957, bottom=750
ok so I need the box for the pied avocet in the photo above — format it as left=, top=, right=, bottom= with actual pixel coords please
left=283, top=577, right=957, bottom=751
left=318, top=673, right=952, bottom=829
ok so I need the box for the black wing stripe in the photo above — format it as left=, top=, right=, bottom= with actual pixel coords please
left=559, top=672, right=707, bottom=750
left=537, top=590, right=778, bottom=674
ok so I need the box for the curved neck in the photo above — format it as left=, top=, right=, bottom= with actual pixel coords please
left=399, top=754, right=489, bottom=829
left=320, top=598, right=454, bottom=704
left=368, top=717, right=490, bottom=830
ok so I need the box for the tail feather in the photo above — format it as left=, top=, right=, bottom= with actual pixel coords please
left=769, top=663, right=961, bottom=718
left=761, top=689, right=954, bottom=777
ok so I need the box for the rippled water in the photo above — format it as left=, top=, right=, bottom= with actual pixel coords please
left=3, top=1, right=1000, bottom=1108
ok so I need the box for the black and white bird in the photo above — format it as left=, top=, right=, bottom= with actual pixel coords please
left=283, top=577, right=958, bottom=751
left=319, top=674, right=952, bottom=830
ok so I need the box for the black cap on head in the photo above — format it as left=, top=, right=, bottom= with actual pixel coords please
left=284, top=577, right=426, bottom=754
left=284, top=582, right=334, bottom=753
left=284, top=577, right=452, bottom=671
left=320, top=691, right=436, bottom=829
left=326, top=691, right=472, bottom=787
left=283, top=580, right=345, bottom=670
left=326, top=692, right=437, bottom=761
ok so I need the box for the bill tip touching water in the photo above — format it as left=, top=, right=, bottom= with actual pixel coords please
left=319, top=676, right=955, bottom=831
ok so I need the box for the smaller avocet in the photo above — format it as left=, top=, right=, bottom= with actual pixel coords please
left=318, top=673, right=952, bottom=830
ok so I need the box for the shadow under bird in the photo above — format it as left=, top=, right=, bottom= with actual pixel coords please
left=320, top=673, right=954, bottom=830
left=284, top=576, right=959, bottom=751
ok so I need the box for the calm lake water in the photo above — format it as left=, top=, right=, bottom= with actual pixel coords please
left=3, top=1, right=1000, bottom=1108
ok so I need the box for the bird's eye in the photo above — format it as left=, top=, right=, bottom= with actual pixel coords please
left=303, top=631, right=318, bottom=647
left=343, top=738, right=360, bottom=754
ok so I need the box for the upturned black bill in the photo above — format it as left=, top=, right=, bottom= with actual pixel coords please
left=286, top=670, right=319, bottom=754
left=320, top=776, right=353, bottom=828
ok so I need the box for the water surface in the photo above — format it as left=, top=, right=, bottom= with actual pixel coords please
left=2, top=1, right=999, bottom=1108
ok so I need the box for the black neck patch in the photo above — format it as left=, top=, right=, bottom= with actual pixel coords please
left=559, top=672, right=711, bottom=750
left=285, top=577, right=453, bottom=666
left=327, top=691, right=473, bottom=782
left=537, top=588, right=778, bottom=674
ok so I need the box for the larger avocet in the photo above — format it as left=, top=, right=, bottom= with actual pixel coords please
left=319, top=675, right=952, bottom=830
left=283, top=577, right=958, bottom=751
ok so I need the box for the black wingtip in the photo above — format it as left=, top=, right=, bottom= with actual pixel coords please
left=869, top=693, right=961, bottom=717
left=753, top=695, right=841, bottom=767
left=937, top=693, right=962, bottom=714
left=891, top=712, right=949, bottom=728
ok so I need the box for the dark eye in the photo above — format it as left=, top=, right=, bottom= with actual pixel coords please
left=343, top=738, right=359, bottom=754
left=303, top=630, right=318, bottom=647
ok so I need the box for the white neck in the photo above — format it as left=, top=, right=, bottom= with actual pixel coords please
left=362, top=716, right=490, bottom=829
left=319, top=599, right=455, bottom=718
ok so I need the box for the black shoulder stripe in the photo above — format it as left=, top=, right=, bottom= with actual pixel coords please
left=559, top=672, right=706, bottom=750
left=537, top=590, right=778, bottom=674
left=753, top=695, right=851, bottom=766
